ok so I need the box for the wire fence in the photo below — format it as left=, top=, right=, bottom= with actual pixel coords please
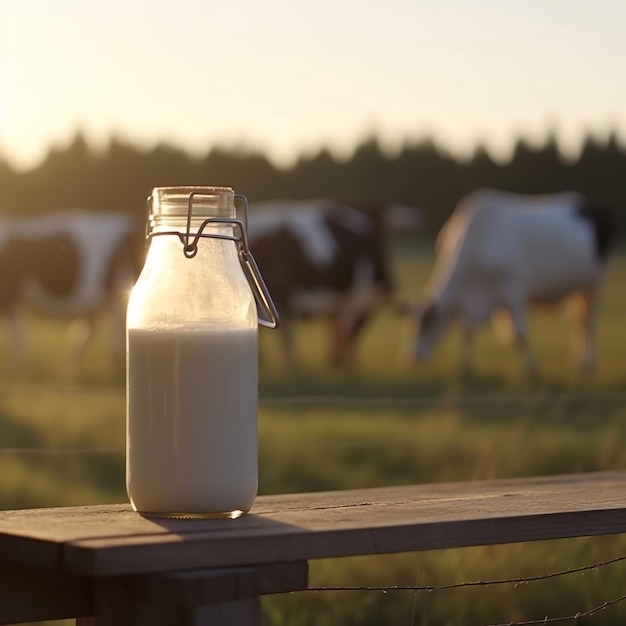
left=300, top=555, right=626, bottom=626
left=3, top=383, right=626, bottom=404
left=260, top=390, right=626, bottom=408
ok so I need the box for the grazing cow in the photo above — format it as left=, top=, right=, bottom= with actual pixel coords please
left=0, top=210, right=142, bottom=374
left=405, top=188, right=613, bottom=377
left=248, top=199, right=403, bottom=368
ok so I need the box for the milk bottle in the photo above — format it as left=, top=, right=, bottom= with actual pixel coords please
left=126, top=186, right=278, bottom=518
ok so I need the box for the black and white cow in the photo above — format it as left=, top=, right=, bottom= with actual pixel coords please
left=248, top=199, right=406, bottom=368
left=0, top=210, right=142, bottom=373
left=404, top=188, right=614, bottom=377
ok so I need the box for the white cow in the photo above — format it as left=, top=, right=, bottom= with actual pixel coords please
left=0, top=210, right=142, bottom=374
left=406, top=189, right=613, bottom=377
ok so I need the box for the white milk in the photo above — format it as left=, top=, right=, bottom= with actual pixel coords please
left=126, top=324, right=258, bottom=517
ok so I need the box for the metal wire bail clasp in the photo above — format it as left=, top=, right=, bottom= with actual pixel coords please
left=234, top=194, right=280, bottom=329
left=147, top=191, right=279, bottom=329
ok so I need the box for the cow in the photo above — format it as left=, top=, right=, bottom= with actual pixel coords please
left=0, top=210, right=143, bottom=376
left=247, top=199, right=407, bottom=369
left=403, top=188, right=614, bottom=378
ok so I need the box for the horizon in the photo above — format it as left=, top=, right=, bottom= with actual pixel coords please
left=2, top=122, right=624, bottom=174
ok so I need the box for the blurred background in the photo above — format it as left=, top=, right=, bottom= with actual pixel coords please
left=2, top=1, right=626, bottom=624
left=3, top=0, right=626, bottom=233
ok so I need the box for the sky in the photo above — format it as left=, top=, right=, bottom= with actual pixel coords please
left=2, top=0, right=626, bottom=171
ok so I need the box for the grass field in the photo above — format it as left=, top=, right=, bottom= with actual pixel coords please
left=0, top=240, right=625, bottom=625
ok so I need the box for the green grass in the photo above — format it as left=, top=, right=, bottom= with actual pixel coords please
left=1, top=243, right=625, bottom=625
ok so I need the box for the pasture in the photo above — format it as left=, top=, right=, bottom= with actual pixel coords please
left=0, top=239, right=625, bottom=625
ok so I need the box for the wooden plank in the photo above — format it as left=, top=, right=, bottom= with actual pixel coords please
left=69, top=507, right=626, bottom=577
left=91, top=563, right=306, bottom=626
left=2, top=470, right=623, bottom=533
left=254, top=560, right=309, bottom=596
left=152, top=561, right=305, bottom=601
left=0, top=471, right=622, bottom=544
left=0, top=561, right=92, bottom=624
left=119, top=561, right=308, bottom=605
left=66, top=471, right=626, bottom=575
left=0, top=471, right=625, bottom=577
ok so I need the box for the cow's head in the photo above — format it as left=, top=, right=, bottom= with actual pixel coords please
left=396, top=298, right=450, bottom=362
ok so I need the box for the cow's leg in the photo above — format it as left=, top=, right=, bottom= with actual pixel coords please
left=6, top=309, right=27, bottom=372
left=459, top=322, right=476, bottom=377
left=570, top=289, right=599, bottom=373
left=328, top=308, right=356, bottom=368
left=329, top=292, right=382, bottom=368
left=328, top=310, right=346, bottom=367
left=507, top=304, right=538, bottom=379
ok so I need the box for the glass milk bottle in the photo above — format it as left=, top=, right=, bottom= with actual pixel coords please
left=126, top=186, right=278, bottom=519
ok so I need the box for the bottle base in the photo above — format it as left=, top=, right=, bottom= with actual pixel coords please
left=135, top=509, right=247, bottom=520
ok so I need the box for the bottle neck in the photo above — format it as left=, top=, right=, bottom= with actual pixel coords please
left=148, top=186, right=236, bottom=236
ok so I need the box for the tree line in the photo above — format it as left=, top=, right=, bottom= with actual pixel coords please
left=0, top=129, right=624, bottom=238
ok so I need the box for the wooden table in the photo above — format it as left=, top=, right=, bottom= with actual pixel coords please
left=1, top=470, right=626, bottom=625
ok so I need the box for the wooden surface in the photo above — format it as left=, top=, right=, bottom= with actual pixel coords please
left=0, top=470, right=625, bottom=578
